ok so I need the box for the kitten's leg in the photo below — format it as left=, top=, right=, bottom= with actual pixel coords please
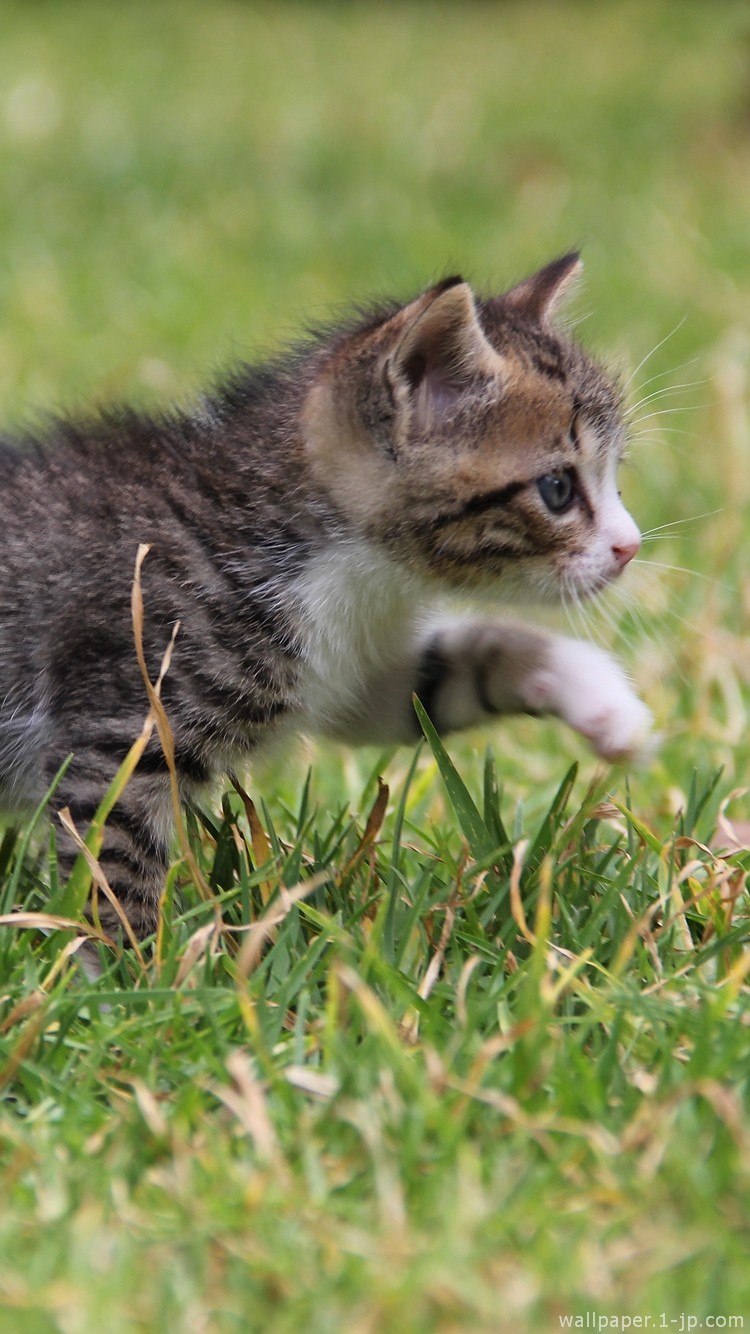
left=51, top=752, right=173, bottom=942
left=335, top=619, right=652, bottom=763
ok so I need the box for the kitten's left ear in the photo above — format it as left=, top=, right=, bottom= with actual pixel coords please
left=502, top=252, right=582, bottom=328
left=387, top=277, right=503, bottom=403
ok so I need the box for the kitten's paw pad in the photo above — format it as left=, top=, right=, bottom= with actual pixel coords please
left=531, top=639, right=654, bottom=765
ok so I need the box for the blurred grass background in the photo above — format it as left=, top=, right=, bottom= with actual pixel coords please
left=1, top=3, right=750, bottom=1330
left=1, top=0, right=748, bottom=408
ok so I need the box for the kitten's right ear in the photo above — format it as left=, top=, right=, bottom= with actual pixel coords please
left=385, top=278, right=504, bottom=409
left=501, top=252, right=582, bottom=328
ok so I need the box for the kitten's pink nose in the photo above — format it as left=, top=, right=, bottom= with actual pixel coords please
left=612, top=538, right=640, bottom=571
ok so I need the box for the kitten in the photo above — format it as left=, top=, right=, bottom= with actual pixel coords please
left=0, top=252, right=651, bottom=939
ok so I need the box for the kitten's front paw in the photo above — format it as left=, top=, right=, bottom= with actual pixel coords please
left=528, top=638, right=654, bottom=764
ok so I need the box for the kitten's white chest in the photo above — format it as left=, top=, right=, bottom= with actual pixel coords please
left=291, top=538, right=420, bottom=736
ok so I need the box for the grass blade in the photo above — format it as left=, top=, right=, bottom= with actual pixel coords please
left=414, top=696, right=495, bottom=861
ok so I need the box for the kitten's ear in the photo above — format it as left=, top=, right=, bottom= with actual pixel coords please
left=502, top=252, right=582, bottom=327
left=387, top=277, right=503, bottom=402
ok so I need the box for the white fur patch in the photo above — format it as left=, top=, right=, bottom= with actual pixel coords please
left=527, top=637, right=653, bottom=762
left=291, top=538, right=421, bottom=736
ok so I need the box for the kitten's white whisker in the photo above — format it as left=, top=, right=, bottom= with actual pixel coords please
left=629, top=404, right=711, bottom=429
left=630, top=356, right=701, bottom=397
left=621, top=317, right=687, bottom=392
left=629, top=424, right=708, bottom=440
left=627, top=427, right=710, bottom=453
left=624, top=379, right=710, bottom=418
left=633, top=558, right=731, bottom=589
left=590, top=587, right=629, bottom=644
left=565, top=578, right=599, bottom=644
left=641, top=534, right=703, bottom=543
left=640, top=510, right=721, bottom=538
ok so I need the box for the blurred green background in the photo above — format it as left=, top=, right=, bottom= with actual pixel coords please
left=0, top=0, right=749, bottom=814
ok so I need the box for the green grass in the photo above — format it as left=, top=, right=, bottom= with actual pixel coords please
left=0, top=1, right=750, bottom=1329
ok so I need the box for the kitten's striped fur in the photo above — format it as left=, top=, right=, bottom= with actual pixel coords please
left=0, top=253, right=650, bottom=939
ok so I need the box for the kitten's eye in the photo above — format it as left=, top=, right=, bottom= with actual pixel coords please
left=537, top=468, right=576, bottom=513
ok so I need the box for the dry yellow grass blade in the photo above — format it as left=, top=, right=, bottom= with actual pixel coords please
left=174, top=922, right=217, bottom=987
left=40, top=937, right=89, bottom=993
left=336, top=777, right=389, bottom=885
left=231, top=774, right=274, bottom=906
left=456, top=954, right=481, bottom=1026
left=132, top=544, right=216, bottom=908
left=58, top=809, right=148, bottom=979
left=540, top=947, right=594, bottom=1008
left=212, top=1051, right=291, bottom=1187
left=718, top=944, right=750, bottom=1004
left=418, top=845, right=466, bottom=1002
left=400, top=846, right=466, bottom=1042
left=0, top=992, right=46, bottom=1035
left=0, top=912, right=115, bottom=947
left=130, top=1079, right=169, bottom=1138
left=618, top=894, right=663, bottom=977
left=0, top=1007, right=51, bottom=1093
left=509, top=837, right=535, bottom=945
left=234, top=869, right=331, bottom=979
left=284, top=1065, right=340, bottom=1099
left=467, top=1020, right=537, bottom=1086
left=612, top=895, right=663, bottom=978
left=60, top=562, right=180, bottom=919
left=336, top=963, right=406, bottom=1058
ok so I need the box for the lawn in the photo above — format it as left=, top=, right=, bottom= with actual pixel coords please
left=0, top=1, right=749, bottom=1330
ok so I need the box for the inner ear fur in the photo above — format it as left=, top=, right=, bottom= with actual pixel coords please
left=387, top=279, right=504, bottom=400
left=502, top=252, right=582, bottom=328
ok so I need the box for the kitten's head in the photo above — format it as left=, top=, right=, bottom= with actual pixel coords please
left=303, top=254, right=640, bottom=603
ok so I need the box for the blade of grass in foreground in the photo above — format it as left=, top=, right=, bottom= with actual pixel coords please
left=1, top=754, right=72, bottom=916
left=54, top=717, right=160, bottom=921
left=413, top=696, right=496, bottom=862
left=483, top=744, right=511, bottom=867
left=524, top=761, right=578, bottom=876
left=383, top=743, right=422, bottom=965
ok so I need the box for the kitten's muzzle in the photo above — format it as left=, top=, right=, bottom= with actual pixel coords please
left=606, top=501, right=641, bottom=575
left=612, top=537, right=640, bottom=572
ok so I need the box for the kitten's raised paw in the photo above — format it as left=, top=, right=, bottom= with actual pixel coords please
left=528, top=638, right=654, bottom=764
